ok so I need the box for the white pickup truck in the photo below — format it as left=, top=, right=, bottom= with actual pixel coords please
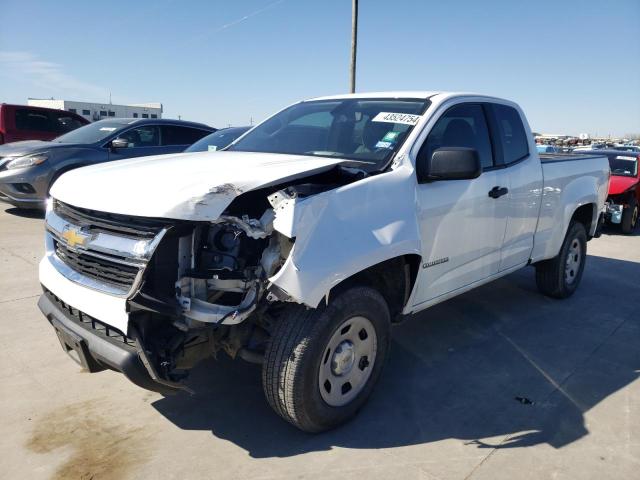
left=38, top=92, right=609, bottom=432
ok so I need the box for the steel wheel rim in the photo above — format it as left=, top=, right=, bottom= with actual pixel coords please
left=318, top=315, right=377, bottom=407
left=565, top=237, right=582, bottom=285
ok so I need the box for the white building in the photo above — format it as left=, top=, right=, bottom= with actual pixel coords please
left=27, top=98, right=163, bottom=122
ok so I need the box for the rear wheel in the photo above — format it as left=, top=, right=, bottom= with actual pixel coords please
left=621, top=199, right=638, bottom=234
left=535, top=221, right=587, bottom=299
left=262, top=286, right=390, bottom=432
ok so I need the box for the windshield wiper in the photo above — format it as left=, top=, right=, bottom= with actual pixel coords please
left=338, top=159, right=376, bottom=166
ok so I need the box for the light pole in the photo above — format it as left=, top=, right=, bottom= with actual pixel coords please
left=350, top=0, right=358, bottom=93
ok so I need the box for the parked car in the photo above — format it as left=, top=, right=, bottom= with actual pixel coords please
left=573, top=143, right=606, bottom=152
left=185, top=126, right=252, bottom=152
left=537, top=144, right=560, bottom=153
left=0, top=103, right=89, bottom=145
left=613, top=145, right=640, bottom=153
left=589, top=149, right=639, bottom=233
left=0, top=118, right=214, bottom=208
left=38, top=92, right=608, bottom=432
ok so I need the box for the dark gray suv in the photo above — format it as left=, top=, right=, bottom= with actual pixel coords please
left=0, top=118, right=214, bottom=209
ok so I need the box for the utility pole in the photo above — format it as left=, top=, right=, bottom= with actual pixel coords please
left=350, top=0, right=358, bottom=93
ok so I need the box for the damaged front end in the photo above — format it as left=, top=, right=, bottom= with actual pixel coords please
left=127, top=175, right=356, bottom=391
left=128, top=208, right=292, bottom=390
left=43, top=159, right=364, bottom=394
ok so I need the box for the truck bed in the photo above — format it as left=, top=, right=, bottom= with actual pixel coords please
left=539, top=153, right=605, bottom=163
left=531, top=152, right=609, bottom=262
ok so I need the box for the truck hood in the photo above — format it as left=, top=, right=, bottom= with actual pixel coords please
left=609, top=175, right=638, bottom=196
left=50, top=151, right=348, bottom=221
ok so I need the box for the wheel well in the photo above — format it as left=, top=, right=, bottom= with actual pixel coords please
left=571, top=204, right=594, bottom=236
left=328, top=254, right=421, bottom=321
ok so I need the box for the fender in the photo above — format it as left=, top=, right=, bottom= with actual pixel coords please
left=269, top=164, right=422, bottom=308
left=531, top=173, right=601, bottom=262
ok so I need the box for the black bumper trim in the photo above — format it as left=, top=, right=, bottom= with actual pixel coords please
left=38, top=292, right=181, bottom=395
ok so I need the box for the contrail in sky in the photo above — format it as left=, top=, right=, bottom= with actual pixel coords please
left=190, top=0, right=285, bottom=43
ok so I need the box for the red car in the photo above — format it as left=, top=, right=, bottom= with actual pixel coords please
left=595, top=150, right=640, bottom=233
left=0, top=104, right=89, bottom=145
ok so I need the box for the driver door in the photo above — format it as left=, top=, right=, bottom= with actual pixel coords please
left=108, top=125, right=162, bottom=160
left=412, top=103, right=510, bottom=307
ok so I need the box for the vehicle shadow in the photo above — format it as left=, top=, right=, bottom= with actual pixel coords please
left=2, top=206, right=45, bottom=219
left=601, top=224, right=640, bottom=237
left=152, top=255, right=640, bottom=458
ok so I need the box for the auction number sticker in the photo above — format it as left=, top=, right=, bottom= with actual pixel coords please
left=372, top=112, right=422, bottom=125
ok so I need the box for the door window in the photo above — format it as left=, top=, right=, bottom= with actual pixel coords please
left=119, top=126, right=160, bottom=147
left=419, top=104, right=494, bottom=169
left=491, top=104, right=529, bottom=164
left=160, top=126, right=209, bottom=146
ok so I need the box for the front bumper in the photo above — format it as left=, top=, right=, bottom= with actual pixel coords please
left=0, top=165, right=49, bottom=209
left=38, top=289, right=181, bottom=395
left=0, top=189, right=44, bottom=209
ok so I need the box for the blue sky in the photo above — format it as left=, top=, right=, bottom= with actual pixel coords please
left=0, top=0, right=638, bottom=136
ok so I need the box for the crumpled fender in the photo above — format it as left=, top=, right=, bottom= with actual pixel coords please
left=269, top=164, right=421, bottom=308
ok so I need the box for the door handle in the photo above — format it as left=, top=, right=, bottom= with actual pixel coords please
left=488, top=186, right=509, bottom=199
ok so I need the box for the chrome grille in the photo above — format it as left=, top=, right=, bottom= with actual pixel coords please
left=54, top=200, right=165, bottom=239
left=55, top=240, right=140, bottom=289
left=46, top=201, right=169, bottom=296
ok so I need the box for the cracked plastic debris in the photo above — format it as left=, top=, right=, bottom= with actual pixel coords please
left=208, top=183, right=243, bottom=196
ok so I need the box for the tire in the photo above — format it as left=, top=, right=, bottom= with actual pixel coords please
left=535, top=221, right=587, bottom=299
left=262, top=286, right=391, bottom=432
left=621, top=199, right=638, bottom=234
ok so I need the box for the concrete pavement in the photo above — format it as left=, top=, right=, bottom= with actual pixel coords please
left=0, top=203, right=638, bottom=480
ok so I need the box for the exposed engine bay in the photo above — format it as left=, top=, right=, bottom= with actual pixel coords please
left=127, top=166, right=365, bottom=388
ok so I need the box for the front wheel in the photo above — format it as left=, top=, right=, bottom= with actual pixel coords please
left=535, top=221, right=587, bottom=299
left=262, top=286, right=391, bottom=432
left=621, top=199, right=638, bottom=234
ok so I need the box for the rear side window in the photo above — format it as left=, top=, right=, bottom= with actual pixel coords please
left=161, top=126, right=209, bottom=146
left=419, top=103, right=494, bottom=169
left=491, top=104, right=529, bottom=164
left=53, top=113, right=84, bottom=133
left=15, top=109, right=52, bottom=132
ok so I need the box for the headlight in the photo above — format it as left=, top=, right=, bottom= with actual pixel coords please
left=5, top=153, right=49, bottom=170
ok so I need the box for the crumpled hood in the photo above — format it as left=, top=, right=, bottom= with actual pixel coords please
left=50, top=151, right=347, bottom=220
left=609, top=175, right=638, bottom=196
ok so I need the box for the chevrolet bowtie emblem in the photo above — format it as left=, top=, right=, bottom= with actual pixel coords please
left=62, top=226, right=90, bottom=248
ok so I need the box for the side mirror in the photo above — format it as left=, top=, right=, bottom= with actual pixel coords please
left=110, top=137, right=129, bottom=150
left=419, top=147, right=482, bottom=182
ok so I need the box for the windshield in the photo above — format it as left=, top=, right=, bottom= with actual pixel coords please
left=54, top=120, right=130, bottom=144
left=228, top=98, right=430, bottom=172
left=185, top=127, right=251, bottom=152
left=609, top=155, right=638, bottom=177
